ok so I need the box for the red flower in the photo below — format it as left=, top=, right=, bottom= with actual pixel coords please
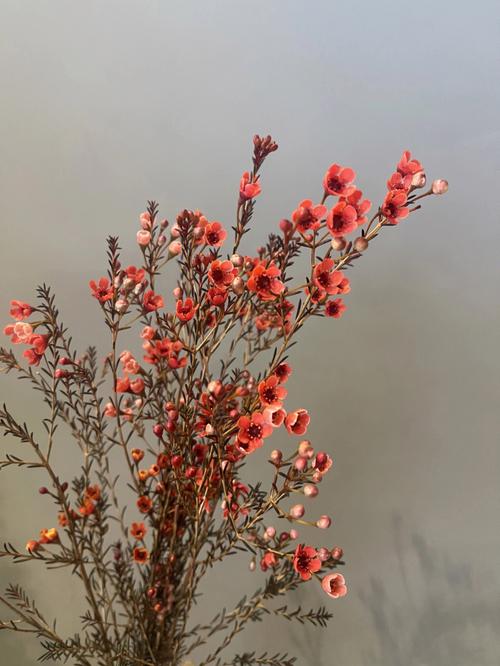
left=133, top=547, right=149, bottom=564
left=130, top=522, right=147, bottom=539
left=239, top=171, right=261, bottom=201
left=247, top=262, right=284, bottom=301
left=23, top=334, right=49, bottom=366
left=89, top=277, right=114, bottom=303
left=321, top=573, right=347, bottom=599
left=176, top=298, right=198, bottom=322
left=397, top=150, right=423, bottom=177
left=208, top=259, right=237, bottom=289
left=236, top=412, right=273, bottom=454
left=285, top=409, right=310, bottom=436
left=292, top=199, right=327, bottom=235
left=124, top=265, right=146, bottom=284
left=313, top=259, right=344, bottom=295
left=9, top=300, right=32, bottom=321
left=116, top=376, right=130, bottom=393
left=326, top=201, right=358, bottom=237
left=207, top=287, right=228, bottom=307
left=341, top=189, right=371, bottom=227
left=143, top=290, right=164, bottom=312
left=293, top=544, right=321, bottom=581
left=4, top=322, right=33, bottom=344
left=137, top=496, right=153, bottom=513
left=260, top=551, right=278, bottom=571
left=204, top=221, right=227, bottom=247
left=382, top=190, right=409, bottom=225
left=325, top=298, right=346, bottom=319
left=274, top=362, right=292, bottom=384
left=258, top=375, right=287, bottom=411
left=336, top=276, right=351, bottom=295
left=323, top=164, right=356, bottom=198
left=386, top=171, right=412, bottom=192
left=313, top=452, right=333, bottom=475
left=264, top=407, right=286, bottom=428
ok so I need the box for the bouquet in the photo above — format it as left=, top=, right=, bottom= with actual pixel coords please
left=0, top=135, right=447, bottom=665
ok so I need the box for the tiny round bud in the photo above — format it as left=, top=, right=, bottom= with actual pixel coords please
left=249, top=558, right=256, bottom=571
left=171, top=455, right=183, bottom=468
left=303, top=483, right=319, bottom=498
left=270, top=449, right=283, bottom=465
left=59, top=357, right=71, bottom=365
left=168, top=240, right=182, bottom=255
left=232, top=277, right=245, bottom=295
left=152, top=424, right=164, bottom=437
left=294, top=457, right=307, bottom=472
left=38, top=487, right=49, bottom=495
left=231, top=253, right=243, bottom=267
left=316, top=515, right=332, bottom=529
left=298, top=440, right=314, bottom=459
left=173, top=286, right=182, bottom=299
left=412, top=171, right=426, bottom=188
left=290, top=504, right=305, bottom=519
left=160, top=218, right=169, bottom=230
left=265, top=526, right=276, bottom=539
left=432, top=179, right=448, bottom=195
left=354, top=236, right=369, bottom=252
left=289, top=528, right=299, bottom=540
left=331, top=546, right=344, bottom=560
left=26, top=540, right=40, bottom=553
left=54, top=369, right=67, bottom=379
left=279, top=531, right=290, bottom=542
left=279, top=218, right=293, bottom=235
left=115, top=299, right=129, bottom=314
left=158, top=234, right=167, bottom=246
left=331, top=236, right=347, bottom=251
left=318, top=547, right=330, bottom=562
left=137, top=229, right=151, bottom=246
left=61, top=482, right=68, bottom=492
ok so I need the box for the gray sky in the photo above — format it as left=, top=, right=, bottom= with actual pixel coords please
left=1, top=1, right=499, bottom=664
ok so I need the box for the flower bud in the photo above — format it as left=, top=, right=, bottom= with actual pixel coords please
left=290, top=504, right=305, bottom=519
left=152, top=424, right=164, bottom=437
left=289, top=529, right=298, bottom=540
left=168, top=240, right=182, bottom=256
left=298, top=440, right=314, bottom=459
left=412, top=171, right=426, bottom=188
left=331, top=237, right=347, bottom=251
left=137, top=230, right=151, bottom=246
left=279, top=219, right=293, bottom=235
left=158, top=234, right=167, bottom=246
left=231, top=253, right=243, bottom=267
left=318, top=547, right=330, bottom=562
left=316, top=515, right=332, bottom=529
left=331, top=546, right=344, bottom=560
left=38, top=487, right=49, bottom=495
left=115, top=299, right=129, bottom=314
left=354, top=236, right=369, bottom=252
left=303, top=483, right=319, bottom=498
left=232, top=277, right=245, bottom=295
left=265, top=526, right=276, bottom=539
left=432, top=179, right=448, bottom=195
left=249, top=559, right=256, bottom=571
left=270, top=449, right=282, bottom=465
left=294, top=457, right=307, bottom=472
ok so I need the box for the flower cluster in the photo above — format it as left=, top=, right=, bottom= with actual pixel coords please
left=0, top=136, right=447, bottom=665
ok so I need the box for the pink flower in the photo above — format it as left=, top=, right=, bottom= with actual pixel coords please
left=325, top=298, right=346, bottom=319
left=313, top=452, right=333, bottom=475
left=9, top=300, right=32, bottom=321
left=176, top=298, right=198, bottom=322
left=323, top=164, right=356, bottom=198
left=326, top=201, right=358, bottom=237
left=382, top=190, right=409, bottom=225
left=313, top=259, right=344, bottom=295
left=387, top=171, right=413, bottom=192
left=23, top=334, right=49, bottom=366
left=341, top=189, right=371, bottom=227
left=293, top=544, right=321, bottom=581
left=4, top=322, right=33, bottom=344
left=397, top=150, right=423, bottom=177
left=239, top=172, right=261, bottom=201
left=208, top=260, right=237, bottom=289
left=247, top=262, right=285, bottom=301
left=143, top=290, right=164, bottom=312
left=204, top=221, right=227, bottom=247
left=292, top=200, right=327, bottom=236
left=236, top=412, right=273, bottom=454
left=89, top=278, right=114, bottom=303
left=321, top=573, right=347, bottom=599
left=285, top=409, right=310, bottom=436
left=274, top=362, right=292, bottom=384
left=258, top=375, right=287, bottom=411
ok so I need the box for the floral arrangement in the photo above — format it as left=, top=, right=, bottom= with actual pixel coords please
left=0, top=135, right=447, bottom=666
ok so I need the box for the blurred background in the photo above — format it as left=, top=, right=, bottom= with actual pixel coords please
left=1, top=1, right=499, bottom=664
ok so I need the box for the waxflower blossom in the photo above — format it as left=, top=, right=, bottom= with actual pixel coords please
left=137, top=496, right=153, bottom=513
left=313, top=259, right=344, bottom=295
left=382, top=190, right=410, bottom=225
left=236, top=412, right=273, bottom=454
left=130, top=522, right=147, bottom=539
left=204, top=221, right=227, bottom=247
left=341, top=189, right=371, bottom=227
left=208, top=259, right=237, bottom=289
left=321, top=573, right=347, bottom=599
left=176, top=298, right=198, bottom=322
left=89, top=277, right=114, bottom=303
left=133, top=547, right=149, bottom=564
left=4, top=322, right=33, bottom=344
left=323, top=163, right=356, bottom=198
left=285, top=409, right=310, bottom=436
left=293, top=544, right=321, bottom=581
left=326, top=201, right=358, bottom=237
left=397, top=150, right=423, bottom=177
left=325, top=298, right=346, bottom=319
left=292, top=199, right=327, bottom=236
left=247, top=262, right=285, bottom=301
left=143, top=290, right=164, bottom=312
left=9, top=300, right=32, bottom=321
left=258, top=375, right=287, bottom=411
left=239, top=171, right=261, bottom=201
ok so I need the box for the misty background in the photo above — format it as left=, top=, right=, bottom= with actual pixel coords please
left=1, top=1, right=499, bottom=664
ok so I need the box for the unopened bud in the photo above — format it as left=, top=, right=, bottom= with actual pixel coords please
left=431, top=179, right=448, bottom=195
left=231, top=253, right=243, bottom=267
left=316, top=515, right=332, bottom=529
left=232, top=276, right=245, bottom=295
left=412, top=171, right=426, bottom=188
left=354, top=236, right=369, bottom=252
left=303, top=483, right=318, bottom=498
left=331, top=237, right=347, bottom=251
left=331, top=546, right=344, bottom=560
left=290, top=504, right=305, bottom=519
left=270, top=449, right=282, bottom=465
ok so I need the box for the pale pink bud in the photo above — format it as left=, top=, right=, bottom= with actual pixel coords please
left=290, top=504, right=305, bottom=519
left=279, top=219, right=293, bottom=235
left=122, top=278, right=135, bottom=291
left=231, top=253, right=243, bottom=267
left=312, top=471, right=323, bottom=483
left=316, top=515, right=332, bottom=529
left=318, top=547, right=330, bottom=562
left=265, top=526, right=276, bottom=538
left=232, top=277, right=245, bottom=295
left=171, top=226, right=181, bottom=238
left=294, top=457, right=307, bottom=472
left=193, top=226, right=204, bottom=240
left=331, top=237, right=347, bottom=251
left=303, top=483, right=319, bottom=498
left=331, top=546, right=344, bottom=560
left=205, top=423, right=214, bottom=436
left=354, top=236, right=369, bottom=252
left=289, top=529, right=298, bottom=540
left=158, top=234, right=166, bottom=246
left=173, top=287, right=182, bottom=299
left=298, top=440, right=314, bottom=459
left=115, top=299, right=129, bottom=314
left=249, top=559, right=256, bottom=572
left=270, top=449, right=282, bottom=465
left=432, top=179, right=448, bottom=195
left=137, top=230, right=151, bottom=246
left=140, top=212, right=152, bottom=229
left=168, top=240, right=182, bottom=255
left=160, top=218, right=169, bottom=230
left=412, top=171, right=426, bottom=188
left=207, top=380, right=222, bottom=396
left=141, top=326, right=155, bottom=340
